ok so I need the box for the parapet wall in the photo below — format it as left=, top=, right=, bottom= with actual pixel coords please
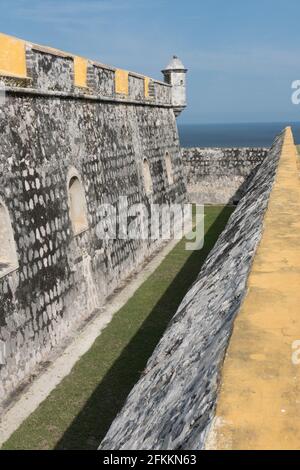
left=100, top=131, right=284, bottom=450
left=206, top=127, right=300, bottom=450
left=182, top=147, right=268, bottom=204
left=0, top=33, right=171, bottom=106
left=0, top=33, right=186, bottom=407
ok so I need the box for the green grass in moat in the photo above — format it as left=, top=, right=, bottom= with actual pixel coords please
left=2, top=205, right=234, bottom=450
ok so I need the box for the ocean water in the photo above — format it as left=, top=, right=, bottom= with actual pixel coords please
left=178, top=122, right=300, bottom=148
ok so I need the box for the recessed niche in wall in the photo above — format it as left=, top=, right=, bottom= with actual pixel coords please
left=0, top=200, right=18, bottom=278
left=165, top=152, right=174, bottom=185
left=142, top=158, right=153, bottom=195
left=67, top=170, right=89, bottom=235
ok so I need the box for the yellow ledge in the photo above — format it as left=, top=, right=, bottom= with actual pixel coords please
left=115, top=69, right=128, bottom=95
left=73, top=56, right=88, bottom=88
left=206, top=127, right=300, bottom=450
left=0, top=33, right=27, bottom=78
left=144, top=77, right=150, bottom=98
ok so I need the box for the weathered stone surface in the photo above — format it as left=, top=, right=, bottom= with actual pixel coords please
left=128, top=75, right=144, bottom=101
left=162, top=56, right=187, bottom=117
left=26, top=48, right=74, bottom=93
left=88, top=64, right=115, bottom=97
left=0, top=50, right=185, bottom=407
left=99, top=132, right=283, bottom=450
left=182, top=147, right=268, bottom=204
left=153, top=81, right=172, bottom=105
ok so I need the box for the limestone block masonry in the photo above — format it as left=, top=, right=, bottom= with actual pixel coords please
left=0, top=33, right=186, bottom=407
left=182, top=147, right=268, bottom=204
left=100, top=130, right=284, bottom=450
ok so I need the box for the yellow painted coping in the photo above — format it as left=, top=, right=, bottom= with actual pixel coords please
left=206, top=127, right=300, bottom=450
left=115, top=69, right=129, bottom=95
left=73, top=56, right=88, bottom=88
left=0, top=32, right=27, bottom=78
left=144, top=77, right=150, bottom=98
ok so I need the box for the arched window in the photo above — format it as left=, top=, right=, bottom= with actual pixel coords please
left=67, top=170, right=89, bottom=235
left=165, top=152, right=174, bottom=185
left=0, top=199, right=18, bottom=277
left=142, top=158, right=153, bottom=195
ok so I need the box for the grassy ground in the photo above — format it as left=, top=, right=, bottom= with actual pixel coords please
left=2, top=205, right=234, bottom=450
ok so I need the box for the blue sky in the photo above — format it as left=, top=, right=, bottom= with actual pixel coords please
left=1, top=0, right=300, bottom=124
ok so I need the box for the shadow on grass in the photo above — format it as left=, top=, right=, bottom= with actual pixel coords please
left=55, top=205, right=234, bottom=450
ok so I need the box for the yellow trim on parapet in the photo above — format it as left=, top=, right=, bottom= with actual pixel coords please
left=74, top=56, right=88, bottom=88
left=0, top=32, right=27, bottom=78
left=0, top=32, right=152, bottom=95
left=206, top=127, right=300, bottom=450
left=115, top=69, right=129, bottom=95
left=144, top=77, right=150, bottom=98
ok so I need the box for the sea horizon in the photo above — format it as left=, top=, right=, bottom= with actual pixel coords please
left=178, top=121, right=300, bottom=148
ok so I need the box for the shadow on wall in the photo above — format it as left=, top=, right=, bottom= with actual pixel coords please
left=231, top=164, right=263, bottom=204
left=54, top=205, right=234, bottom=450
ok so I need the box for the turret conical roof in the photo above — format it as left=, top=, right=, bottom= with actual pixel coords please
left=163, top=56, right=186, bottom=72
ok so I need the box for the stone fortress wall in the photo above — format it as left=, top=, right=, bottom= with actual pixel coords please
left=0, top=33, right=187, bottom=406
left=100, top=130, right=285, bottom=450
left=0, top=32, right=286, bottom=446
left=182, top=147, right=268, bottom=204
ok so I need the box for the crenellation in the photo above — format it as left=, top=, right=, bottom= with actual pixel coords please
left=128, top=74, right=144, bottom=101
left=89, top=63, right=115, bottom=97
left=26, top=48, right=74, bottom=93
left=153, top=81, right=172, bottom=105
left=0, top=33, right=175, bottom=108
